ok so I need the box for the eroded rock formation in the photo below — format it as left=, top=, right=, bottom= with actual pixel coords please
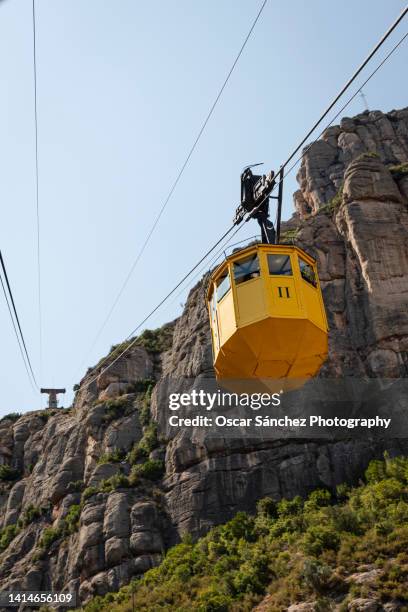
left=0, top=108, right=407, bottom=606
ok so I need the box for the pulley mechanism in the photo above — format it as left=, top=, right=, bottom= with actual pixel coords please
left=233, top=164, right=284, bottom=244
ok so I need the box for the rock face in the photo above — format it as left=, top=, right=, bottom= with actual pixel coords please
left=0, top=107, right=408, bottom=606
left=294, top=107, right=408, bottom=215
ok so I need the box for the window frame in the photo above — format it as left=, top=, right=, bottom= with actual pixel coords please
left=267, top=253, right=293, bottom=277
left=233, top=253, right=261, bottom=286
left=215, top=269, right=231, bottom=302
left=298, top=256, right=317, bottom=288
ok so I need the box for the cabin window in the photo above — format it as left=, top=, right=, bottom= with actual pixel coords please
left=268, top=254, right=292, bottom=276
left=233, top=254, right=260, bottom=285
left=299, top=258, right=317, bottom=287
left=216, top=270, right=231, bottom=301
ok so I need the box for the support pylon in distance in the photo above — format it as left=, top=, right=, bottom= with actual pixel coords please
left=41, top=388, right=66, bottom=409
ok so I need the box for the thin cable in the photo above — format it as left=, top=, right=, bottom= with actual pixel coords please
left=0, top=269, right=37, bottom=393
left=76, top=10, right=408, bottom=392
left=32, top=0, right=43, bottom=382
left=75, top=0, right=269, bottom=376
left=250, top=29, right=408, bottom=219
left=278, top=4, right=408, bottom=173
left=0, top=251, right=39, bottom=388
left=79, top=224, right=240, bottom=391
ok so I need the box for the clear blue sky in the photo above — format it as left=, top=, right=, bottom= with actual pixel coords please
left=0, top=0, right=407, bottom=416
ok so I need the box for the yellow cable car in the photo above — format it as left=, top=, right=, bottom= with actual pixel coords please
left=207, top=166, right=328, bottom=382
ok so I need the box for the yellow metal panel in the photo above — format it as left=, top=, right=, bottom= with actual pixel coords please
left=235, top=277, right=266, bottom=326
left=300, top=280, right=327, bottom=331
left=267, top=277, right=300, bottom=317
left=217, top=290, right=236, bottom=344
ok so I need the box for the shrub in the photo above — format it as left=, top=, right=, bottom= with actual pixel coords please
left=127, top=423, right=159, bottom=465
left=66, top=480, right=85, bottom=493
left=319, top=184, right=344, bottom=215
left=280, top=227, right=300, bottom=243
left=100, top=474, right=130, bottom=492
left=102, top=397, right=131, bottom=422
left=126, top=379, right=155, bottom=393
left=139, top=386, right=153, bottom=426
left=0, top=464, right=20, bottom=481
left=97, top=449, right=126, bottom=464
left=130, top=459, right=164, bottom=482
left=302, top=559, right=333, bottom=593
left=127, top=444, right=148, bottom=465
left=81, top=486, right=99, bottom=502
left=39, top=526, right=62, bottom=549
left=196, top=590, right=232, bottom=612
left=135, top=325, right=174, bottom=354
left=256, top=496, right=277, bottom=518
left=0, top=524, right=20, bottom=551
left=0, top=412, right=21, bottom=423
left=140, top=423, right=159, bottom=454
left=303, top=525, right=341, bottom=556
left=18, top=505, right=43, bottom=528
left=389, top=162, right=408, bottom=179
left=365, top=459, right=387, bottom=483
left=304, top=489, right=332, bottom=512
left=63, top=504, right=81, bottom=534
left=336, top=483, right=351, bottom=501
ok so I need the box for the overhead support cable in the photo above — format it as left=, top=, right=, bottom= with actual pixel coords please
left=76, top=7, right=408, bottom=392
left=75, top=0, right=269, bottom=376
left=0, top=252, right=38, bottom=392
left=272, top=30, right=408, bottom=196
left=278, top=4, right=408, bottom=174
left=32, top=0, right=43, bottom=381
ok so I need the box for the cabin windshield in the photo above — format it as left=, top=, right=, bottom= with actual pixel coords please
left=216, top=270, right=231, bottom=301
left=233, top=253, right=260, bottom=285
left=299, top=257, right=317, bottom=287
left=268, top=254, right=292, bottom=276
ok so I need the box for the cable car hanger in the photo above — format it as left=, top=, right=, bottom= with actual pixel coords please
left=234, top=165, right=284, bottom=245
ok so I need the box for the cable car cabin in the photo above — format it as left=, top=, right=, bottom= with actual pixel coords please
left=207, top=244, right=328, bottom=382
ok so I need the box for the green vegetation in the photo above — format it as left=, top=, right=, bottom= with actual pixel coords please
left=389, top=162, right=408, bottom=180
left=139, top=385, right=153, bottom=426
left=101, top=397, right=132, bottom=423
left=81, top=486, right=99, bottom=502
left=39, top=526, right=61, bottom=550
left=0, top=464, right=21, bottom=481
left=356, top=151, right=379, bottom=160
left=97, top=449, right=126, bottom=465
left=38, top=503, right=83, bottom=552
left=280, top=227, right=300, bottom=243
left=39, top=409, right=59, bottom=423
left=0, top=524, right=20, bottom=551
left=127, top=423, right=159, bottom=464
left=106, top=323, right=174, bottom=365
left=99, top=473, right=130, bottom=492
left=81, top=473, right=130, bottom=502
left=64, top=504, right=81, bottom=534
left=19, top=504, right=43, bottom=527
left=130, top=459, right=164, bottom=484
left=66, top=479, right=85, bottom=493
left=0, top=504, right=49, bottom=552
left=135, top=325, right=174, bottom=354
left=78, top=455, right=408, bottom=612
left=0, top=412, right=21, bottom=423
left=319, top=184, right=344, bottom=215
left=126, top=378, right=155, bottom=394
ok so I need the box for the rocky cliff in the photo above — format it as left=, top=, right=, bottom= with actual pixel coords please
left=0, top=107, right=408, bottom=607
